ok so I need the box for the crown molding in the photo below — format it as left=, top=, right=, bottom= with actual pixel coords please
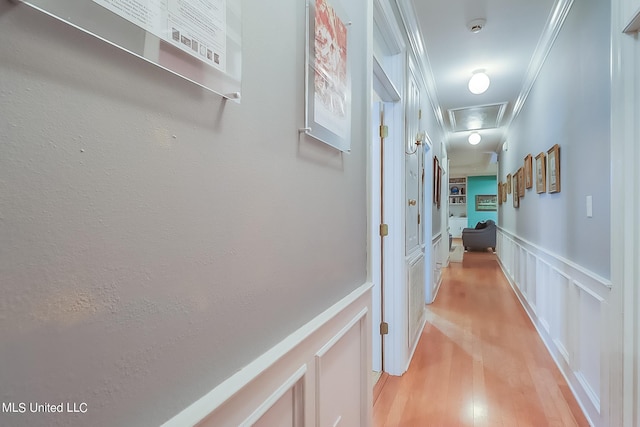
left=373, top=0, right=405, bottom=55
left=506, top=0, right=575, bottom=127
left=393, top=0, right=447, bottom=137
left=622, top=5, right=640, bottom=33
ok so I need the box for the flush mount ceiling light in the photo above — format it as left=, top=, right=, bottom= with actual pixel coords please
left=468, top=132, right=481, bottom=145
left=468, top=70, right=490, bottom=95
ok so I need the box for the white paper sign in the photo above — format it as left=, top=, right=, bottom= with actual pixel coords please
left=93, top=0, right=227, bottom=71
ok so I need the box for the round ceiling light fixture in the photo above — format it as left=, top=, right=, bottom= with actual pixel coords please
left=468, top=69, right=490, bottom=94
left=468, top=132, right=481, bottom=145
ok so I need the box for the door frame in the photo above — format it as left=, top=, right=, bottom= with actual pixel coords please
left=369, top=0, right=407, bottom=377
left=609, top=2, right=640, bottom=425
left=369, top=98, right=383, bottom=374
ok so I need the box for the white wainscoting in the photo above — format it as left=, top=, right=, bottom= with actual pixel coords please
left=497, top=229, right=611, bottom=427
left=161, top=283, right=373, bottom=427
left=407, top=252, right=425, bottom=347
left=429, top=233, right=444, bottom=303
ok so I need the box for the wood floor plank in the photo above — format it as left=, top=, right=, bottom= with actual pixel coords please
left=373, top=250, right=590, bottom=427
left=374, top=373, right=389, bottom=406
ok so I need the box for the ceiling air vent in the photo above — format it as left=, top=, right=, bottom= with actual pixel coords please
left=448, top=103, right=508, bottom=132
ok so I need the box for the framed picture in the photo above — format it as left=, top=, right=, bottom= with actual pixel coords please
left=476, top=195, right=497, bottom=211
left=498, top=183, right=503, bottom=205
left=518, top=167, right=525, bottom=198
left=507, top=174, right=512, bottom=194
left=524, top=154, right=533, bottom=189
left=436, top=165, right=443, bottom=209
left=512, top=173, right=520, bottom=208
left=502, top=183, right=507, bottom=203
left=433, top=156, right=439, bottom=204
left=535, top=152, right=547, bottom=194
left=305, top=0, right=351, bottom=151
left=548, top=144, right=561, bottom=193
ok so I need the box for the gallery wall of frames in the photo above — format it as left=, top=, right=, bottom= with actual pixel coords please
left=498, top=144, right=561, bottom=208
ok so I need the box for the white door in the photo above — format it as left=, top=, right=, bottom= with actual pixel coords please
left=405, top=71, right=420, bottom=255
left=405, top=60, right=425, bottom=348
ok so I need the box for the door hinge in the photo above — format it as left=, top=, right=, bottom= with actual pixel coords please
left=419, top=109, right=422, bottom=119
left=380, top=322, right=389, bottom=335
left=418, top=213, right=421, bottom=225
left=379, top=125, right=388, bottom=138
left=379, top=224, right=389, bottom=237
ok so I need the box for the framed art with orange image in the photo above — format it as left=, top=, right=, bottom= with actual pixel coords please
left=305, top=0, right=351, bottom=151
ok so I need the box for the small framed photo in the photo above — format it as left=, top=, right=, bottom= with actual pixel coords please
left=535, top=152, right=546, bottom=194
left=433, top=156, right=440, bottom=205
left=524, top=154, right=533, bottom=189
left=512, top=173, right=520, bottom=208
left=548, top=144, right=561, bottom=193
left=502, top=183, right=507, bottom=203
left=498, top=183, right=503, bottom=205
left=507, top=174, right=512, bottom=194
left=436, top=165, right=443, bottom=209
left=518, top=167, right=525, bottom=198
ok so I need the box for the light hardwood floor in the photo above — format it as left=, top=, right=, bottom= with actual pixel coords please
left=373, top=249, right=589, bottom=427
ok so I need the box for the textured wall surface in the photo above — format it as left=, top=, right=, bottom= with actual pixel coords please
left=0, top=1, right=369, bottom=426
left=498, top=0, right=611, bottom=278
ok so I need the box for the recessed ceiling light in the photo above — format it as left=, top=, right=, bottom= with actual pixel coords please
left=468, top=132, right=481, bottom=145
left=468, top=70, right=490, bottom=95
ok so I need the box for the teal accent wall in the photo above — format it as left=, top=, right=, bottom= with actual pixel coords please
left=467, top=175, right=498, bottom=227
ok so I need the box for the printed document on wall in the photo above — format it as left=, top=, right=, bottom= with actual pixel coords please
left=92, top=0, right=227, bottom=72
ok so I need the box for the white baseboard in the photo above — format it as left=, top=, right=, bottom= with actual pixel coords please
left=161, top=282, right=373, bottom=427
left=497, top=230, right=608, bottom=427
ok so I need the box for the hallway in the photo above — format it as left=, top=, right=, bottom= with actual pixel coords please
left=373, top=249, right=589, bottom=426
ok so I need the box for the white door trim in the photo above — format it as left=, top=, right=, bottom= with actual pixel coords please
left=609, top=1, right=640, bottom=426
left=371, top=0, right=407, bottom=377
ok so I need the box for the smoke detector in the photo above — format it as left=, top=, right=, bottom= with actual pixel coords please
left=468, top=18, right=486, bottom=33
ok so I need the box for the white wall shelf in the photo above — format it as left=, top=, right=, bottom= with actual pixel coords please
left=448, top=177, right=467, bottom=205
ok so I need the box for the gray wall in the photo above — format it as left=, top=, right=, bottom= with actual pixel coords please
left=0, top=1, right=369, bottom=426
left=499, top=0, right=610, bottom=278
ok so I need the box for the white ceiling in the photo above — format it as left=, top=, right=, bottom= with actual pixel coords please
left=410, top=0, right=559, bottom=175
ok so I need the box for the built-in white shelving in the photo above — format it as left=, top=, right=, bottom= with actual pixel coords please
left=448, top=177, right=467, bottom=205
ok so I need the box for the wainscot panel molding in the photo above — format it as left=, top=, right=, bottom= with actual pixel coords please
left=403, top=250, right=427, bottom=374
left=430, top=233, right=444, bottom=303
left=497, top=228, right=610, bottom=427
left=160, top=282, right=373, bottom=427
left=407, top=252, right=426, bottom=348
